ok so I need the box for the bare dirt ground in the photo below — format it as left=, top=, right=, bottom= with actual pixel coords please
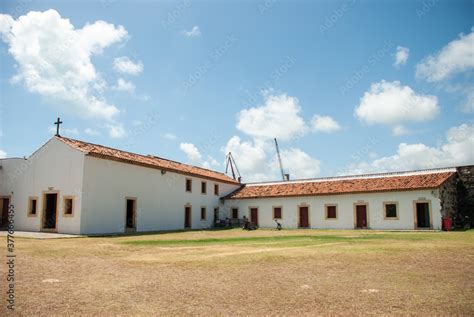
left=1, top=229, right=473, bottom=316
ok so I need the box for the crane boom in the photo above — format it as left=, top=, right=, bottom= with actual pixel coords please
left=274, top=138, right=286, bottom=181
left=225, top=152, right=242, bottom=182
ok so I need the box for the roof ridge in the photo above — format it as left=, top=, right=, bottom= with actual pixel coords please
left=56, top=136, right=237, bottom=183
left=244, top=167, right=457, bottom=186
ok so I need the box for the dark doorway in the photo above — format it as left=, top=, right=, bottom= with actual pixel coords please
left=0, top=198, right=10, bottom=229
left=125, top=199, right=136, bottom=231
left=184, top=206, right=192, bottom=229
left=299, top=206, right=309, bottom=228
left=355, top=204, right=368, bottom=228
left=42, top=193, right=58, bottom=230
left=213, top=208, right=219, bottom=224
left=250, top=208, right=258, bottom=226
left=416, top=202, right=431, bottom=228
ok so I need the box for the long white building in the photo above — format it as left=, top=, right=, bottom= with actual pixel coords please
left=0, top=136, right=466, bottom=234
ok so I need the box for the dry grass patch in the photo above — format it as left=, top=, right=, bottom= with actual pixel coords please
left=0, top=229, right=473, bottom=316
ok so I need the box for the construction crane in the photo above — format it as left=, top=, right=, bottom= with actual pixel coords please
left=274, top=138, right=289, bottom=181
left=225, top=152, right=242, bottom=183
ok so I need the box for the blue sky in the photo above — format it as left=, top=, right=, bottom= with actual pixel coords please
left=0, top=0, right=473, bottom=181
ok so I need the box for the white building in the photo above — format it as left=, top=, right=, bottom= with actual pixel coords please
left=0, top=136, right=461, bottom=234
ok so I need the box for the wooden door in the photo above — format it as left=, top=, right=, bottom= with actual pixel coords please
left=299, top=206, right=309, bottom=228
left=356, top=205, right=367, bottom=228
left=0, top=198, right=9, bottom=229
left=184, top=206, right=192, bottom=229
left=416, top=203, right=430, bottom=228
left=43, top=193, right=57, bottom=230
left=250, top=208, right=258, bottom=226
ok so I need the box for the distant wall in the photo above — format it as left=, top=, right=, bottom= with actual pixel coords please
left=224, top=189, right=443, bottom=230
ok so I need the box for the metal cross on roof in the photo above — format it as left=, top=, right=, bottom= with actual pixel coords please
left=54, top=117, right=63, bottom=137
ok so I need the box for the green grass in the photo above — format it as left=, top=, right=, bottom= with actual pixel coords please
left=121, top=232, right=441, bottom=247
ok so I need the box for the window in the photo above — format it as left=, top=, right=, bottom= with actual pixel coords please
left=273, top=207, right=282, bottom=219
left=325, top=204, right=337, bottom=219
left=28, top=197, right=38, bottom=216
left=185, top=178, right=192, bottom=192
left=214, top=184, right=219, bottom=196
left=201, top=207, right=206, bottom=220
left=201, top=181, right=207, bottom=194
left=384, top=202, right=398, bottom=219
left=63, top=197, right=74, bottom=216
left=232, top=208, right=239, bottom=219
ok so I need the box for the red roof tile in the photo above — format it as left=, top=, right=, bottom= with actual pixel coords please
left=56, top=136, right=239, bottom=184
left=225, top=171, right=456, bottom=199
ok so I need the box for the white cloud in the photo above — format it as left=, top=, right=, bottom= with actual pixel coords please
left=355, top=80, right=439, bottom=126
left=84, top=128, right=100, bottom=136
left=0, top=149, right=6, bottom=159
left=462, top=87, right=474, bottom=113
left=391, top=125, right=410, bottom=136
left=180, top=143, right=202, bottom=162
left=311, top=115, right=341, bottom=133
left=416, top=28, right=474, bottom=82
left=271, top=148, right=320, bottom=179
left=161, top=133, right=177, bottom=140
left=113, top=78, right=135, bottom=93
left=180, top=142, right=220, bottom=169
left=107, top=123, right=126, bottom=138
left=345, top=123, right=474, bottom=174
left=181, top=25, right=201, bottom=37
left=394, top=46, right=409, bottom=67
left=224, top=136, right=320, bottom=182
left=0, top=10, right=127, bottom=120
left=113, top=56, right=143, bottom=76
left=237, top=93, right=307, bottom=141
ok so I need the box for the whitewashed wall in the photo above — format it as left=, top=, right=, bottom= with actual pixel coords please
left=223, top=189, right=442, bottom=230
left=81, top=156, right=241, bottom=234
left=3, top=138, right=85, bottom=234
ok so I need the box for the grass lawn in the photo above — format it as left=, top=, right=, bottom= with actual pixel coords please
left=1, top=229, right=473, bottom=316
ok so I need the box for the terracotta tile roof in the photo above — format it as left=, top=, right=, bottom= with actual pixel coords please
left=225, top=170, right=456, bottom=199
left=56, top=136, right=239, bottom=184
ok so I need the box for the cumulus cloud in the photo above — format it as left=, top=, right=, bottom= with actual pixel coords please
left=113, top=78, right=135, bottom=93
left=106, top=123, right=126, bottom=138
left=271, top=148, right=321, bottom=179
left=113, top=56, right=143, bottom=76
left=355, top=80, right=439, bottom=128
left=224, top=136, right=320, bottom=182
left=394, top=46, right=409, bottom=67
left=0, top=10, right=127, bottom=120
left=345, top=123, right=474, bottom=174
left=237, top=93, right=307, bottom=141
left=180, top=142, right=220, bottom=169
left=180, top=143, right=202, bottom=162
left=311, top=115, right=341, bottom=133
left=0, top=149, right=6, bottom=159
left=391, top=125, right=410, bottom=136
left=416, top=28, right=474, bottom=82
left=181, top=25, right=201, bottom=37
